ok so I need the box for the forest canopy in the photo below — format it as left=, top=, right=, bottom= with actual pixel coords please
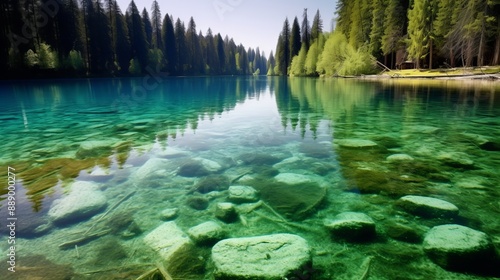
left=272, top=0, right=500, bottom=77
left=0, top=0, right=268, bottom=78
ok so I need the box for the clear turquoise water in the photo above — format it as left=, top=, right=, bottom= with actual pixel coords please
left=0, top=77, right=499, bottom=279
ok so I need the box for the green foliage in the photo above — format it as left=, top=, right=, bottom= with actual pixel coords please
left=290, top=45, right=307, bottom=76
left=305, top=35, right=325, bottom=76
left=37, top=43, right=57, bottom=69
left=407, top=0, right=431, bottom=68
left=128, top=58, right=141, bottom=75
left=68, top=50, right=84, bottom=71
left=317, top=32, right=376, bottom=76
left=148, top=48, right=164, bottom=71
left=25, top=49, right=39, bottom=67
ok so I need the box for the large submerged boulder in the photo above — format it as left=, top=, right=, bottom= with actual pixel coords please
left=324, top=212, right=376, bottom=242
left=212, top=234, right=312, bottom=280
left=48, top=181, right=107, bottom=225
left=396, top=195, right=459, bottom=219
left=423, top=224, right=497, bottom=272
left=143, top=221, right=192, bottom=263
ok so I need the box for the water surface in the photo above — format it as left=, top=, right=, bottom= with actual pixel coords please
left=1, top=77, right=499, bottom=279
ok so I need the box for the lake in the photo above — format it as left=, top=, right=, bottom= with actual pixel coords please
left=1, top=76, right=499, bottom=279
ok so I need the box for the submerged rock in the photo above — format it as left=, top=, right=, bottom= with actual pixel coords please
left=409, top=125, right=441, bottom=134
left=238, top=153, right=283, bottom=165
left=212, top=234, right=311, bottom=280
left=214, top=202, right=238, bottom=223
left=324, top=212, right=376, bottom=242
left=144, top=221, right=192, bottom=262
left=386, top=223, right=422, bottom=243
left=459, top=133, right=500, bottom=151
left=160, top=208, right=179, bottom=220
left=335, top=139, right=378, bottom=149
left=132, top=158, right=170, bottom=181
left=274, top=173, right=322, bottom=185
left=178, top=158, right=222, bottom=177
left=48, top=181, right=107, bottom=225
left=423, top=224, right=496, bottom=272
left=386, top=154, right=414, bottom=162
left=75, top=140, right=115, bottom=159
left=437, top=152, right=474, bottom=169
left=228, top=185, right=259, bottom=203
left=396, top=195, right=459, bottom=219
left=192, top=175, right=230, bottom=194
left=187, top=221, right=226, bottom=245
left=250, top=177, right=326, bottom=220
left=186, top=195, right=209, bottom=210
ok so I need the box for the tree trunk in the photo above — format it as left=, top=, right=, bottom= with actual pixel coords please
left=450, top=48, right=455, bottom=67
left=429, top=38, right=433, bottom=69
left=492, top=20, right=500, bottom=65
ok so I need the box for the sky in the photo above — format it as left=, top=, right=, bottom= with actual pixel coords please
left=115, top=0, right=337, bottom=57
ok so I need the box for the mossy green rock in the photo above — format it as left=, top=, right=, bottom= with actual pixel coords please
left=212, top=234, right=311, bottom=280
left=249, top=178, right=326, bottom=220
left=324, top=212, right=376, bottom=242
left=423, top=224, right=496, bottom=272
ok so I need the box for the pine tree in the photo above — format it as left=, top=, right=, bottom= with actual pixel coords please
left=205, top=28, right=220, bottom=74
left=142, top=8, right=153, bottom=48
left=369, top=0, right=386, bottom=56
left=151, top=0, right=162, bottom=50
left=267, top=51, right=275, bottom=75
left=174, top=18, right=187, bottom=74
left=301, top=9, right=311, bottom=51
left=186, top=17, right=204, bottom=74
left=407, top=0, right=430, bottom=68
left=290, top=17, right=301, bottom=59
left=276, top=18, right=291, bottom=75
left=381, top=0, right=405, bottom=68
left=113, top=0, right=130, bottom=74
left=434, top=0, right=456, bottom=66
left=216, top=33, right=226, bottom=74
left=126, top=1, right=149, bottom=72
left=161, top=13, right=176, bottom=74
left=311, top=10, right=323, bottom=43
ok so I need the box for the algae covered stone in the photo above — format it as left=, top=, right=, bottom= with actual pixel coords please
left=423, top=224, right=496, bottom=272
left=144, top=221, right=192, bottom=262
left=214, top=202, right=238, bottom=223
left=228, top=185, right=259, bottom=203
left=396, top=195, right=459, bottom=218
left=324, top=212, right=376, bottom=242
left=386, top=154, right=414, bottom=162
left=335, top=139, right=378, bottom=149
left=48, top=181, right=107, bottom=225
left=212, top=233, right=311, bottom=280
left=187, top=221, right=226, bottom=245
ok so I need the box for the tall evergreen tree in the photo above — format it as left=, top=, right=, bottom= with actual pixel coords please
left=290, top=17, right=302, bottom=59
left=407, top=0, right=431, bottom=68
left=151, top=0, right=162, bottom=50
left=113, top=0, right=130, bottom=73
left=369, top=0, right=386, bottom=56
left=216, top=33, right=226, bottom=74
left=381, top=0, right=405, bottom=68
left=126, top=1, right=149, bottom=72
left=434, top=0, right=456, bottom=66
left=276, top=18, right=291, bottom=75
left=186, top=17, right=204, bottom=74
left=311, top=10, right=323, bottom=43
left=161, top=13, right=176, bottom=74
left=141, top=8, right=153, bottom=48
left=301, top=9, right=311, bottom=51
left=205, top=28, right=220, bottom=74
left=174, top=18, right=187, bottom=74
